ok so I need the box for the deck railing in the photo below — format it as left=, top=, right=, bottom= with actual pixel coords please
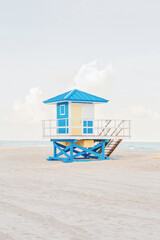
left=42, top=118, right=131, bottom=139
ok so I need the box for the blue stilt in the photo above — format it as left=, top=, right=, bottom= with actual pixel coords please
left=54, top=144, right=57, bottom=157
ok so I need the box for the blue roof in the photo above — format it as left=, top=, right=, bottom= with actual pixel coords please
left=43, top=89, right=109, bottom=104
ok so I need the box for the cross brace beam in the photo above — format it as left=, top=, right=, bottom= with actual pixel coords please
left=47, top=139, right=109, bottom=162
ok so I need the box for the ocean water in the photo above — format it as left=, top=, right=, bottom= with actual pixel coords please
left=0, top=141, right=52, bottom=147
left=0, top=141, right=160, bottom=150
left=119, top=142, right=160, bottom=150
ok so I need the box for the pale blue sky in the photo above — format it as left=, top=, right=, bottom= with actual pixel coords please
left=0, top=0, right=160, bottom=140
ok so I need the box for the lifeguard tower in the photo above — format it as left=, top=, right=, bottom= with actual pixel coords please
left=42, top=89, right=131, bottom=162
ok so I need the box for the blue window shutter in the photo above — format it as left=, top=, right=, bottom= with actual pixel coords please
left=83, top=121, right=87, bottom=127
left=88, top=128, right=93, bottom=134
left=83, top=128, right=87, bottom=134
left=88, top=121, right=93, bottom=127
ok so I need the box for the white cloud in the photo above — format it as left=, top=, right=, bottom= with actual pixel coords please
left=0, top=88, right=56, bottom=140
left=13, top=87, right=52, bottom=123
left=73, top=60, right=114, bottom=96
left=131, top=105, right=160, bottom=120
left=111, top=104, right=160, bottom=121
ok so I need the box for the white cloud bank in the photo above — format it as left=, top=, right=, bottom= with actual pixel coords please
left=1, top=61, right=159, bottom=141
left=131, top=105, right=160, bottom=120
left=0, top=87, right=56, bottom=140
left=114, top=104, right=160, bottom=121
left=73, top=60, right=114, bottom=96
left=10, top=61, right=114, bottom=126
left=13, top=87, right=52, bottom=124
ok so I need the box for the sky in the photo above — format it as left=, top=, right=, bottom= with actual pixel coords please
left=0, top=0, right=160, bottom=141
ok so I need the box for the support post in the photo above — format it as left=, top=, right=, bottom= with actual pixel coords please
left=53, top=142, right=57, bottom=157
left=70, top=141, right=73, bottom=162
left=101, top=140, right=105, bottom=159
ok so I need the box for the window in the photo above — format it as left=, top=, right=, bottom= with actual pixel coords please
left=57, top=119, right=69, bottom=134
left=60, top=105, right=65, bottom=115
left=83, top=120, right=93, bottom=134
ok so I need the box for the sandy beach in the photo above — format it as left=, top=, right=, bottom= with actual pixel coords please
left=0, top=146, right=160, bottom=240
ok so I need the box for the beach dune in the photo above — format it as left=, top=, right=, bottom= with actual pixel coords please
left=0, top=146, right=160, bottom=240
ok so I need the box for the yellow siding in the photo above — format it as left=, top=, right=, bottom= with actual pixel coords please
left=60, top=140, right=94, bottom=148
left=76, top=140, right=94, bottom=148
left=59, top=142, right=70, bottom=146
left=71, top=105, right=82, bottom=135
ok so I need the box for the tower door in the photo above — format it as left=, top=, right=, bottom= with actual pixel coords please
left=71, top=105, right=82, bottom=135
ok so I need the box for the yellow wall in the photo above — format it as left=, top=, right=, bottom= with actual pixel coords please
left=76, top=140, right=94, bottom=148
left=71, top=105, right=82, bottom=135
left=59, top=142, right=70, bottom=147
left=59, top=140, right=94, bottom=148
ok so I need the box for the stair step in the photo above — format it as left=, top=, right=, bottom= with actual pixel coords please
left=104, top=139, right=122, bottom=157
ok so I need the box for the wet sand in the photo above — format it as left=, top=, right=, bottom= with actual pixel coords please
left=0, top=146, right=160, bottom=240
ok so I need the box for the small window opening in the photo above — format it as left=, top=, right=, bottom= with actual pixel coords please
left=60, top=105, right=65, bottom=115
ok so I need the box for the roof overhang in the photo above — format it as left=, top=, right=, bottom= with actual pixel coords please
left=43, top=89, right=109, bottom=104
